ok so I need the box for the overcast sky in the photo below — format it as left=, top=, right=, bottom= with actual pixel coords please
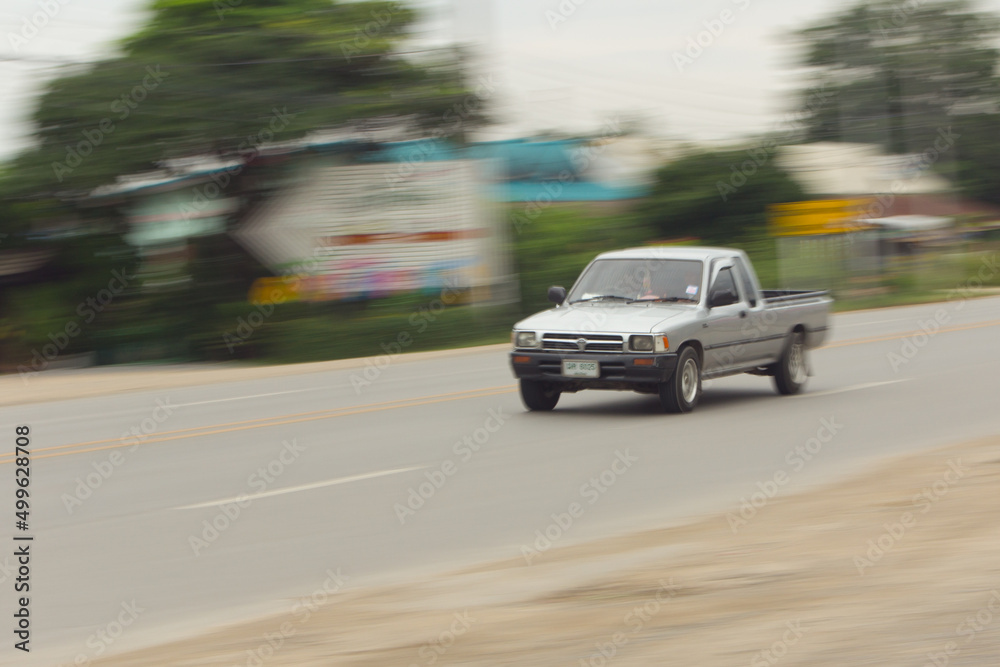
left=2, top=0, right=999, bottom=162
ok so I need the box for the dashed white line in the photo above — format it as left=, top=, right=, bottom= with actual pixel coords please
left=174, top=466, right=425, bottom=509
left=795, top=380, right=908, bottom=398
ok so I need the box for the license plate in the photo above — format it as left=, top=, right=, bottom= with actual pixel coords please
left=562, top=360, right=599, bottom=378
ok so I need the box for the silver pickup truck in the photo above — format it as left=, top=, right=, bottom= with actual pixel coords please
left=509, top=246, right=831, bottom=413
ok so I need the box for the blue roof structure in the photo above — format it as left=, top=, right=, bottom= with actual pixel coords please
left=91, top=137, right=649, bottom=203
left=356, top=138, right=648, bottom=202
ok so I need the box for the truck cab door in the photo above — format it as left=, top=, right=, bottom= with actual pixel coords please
left=702, top=262, right=747, bottom=373
left=732, top=256, right=782, bottom=366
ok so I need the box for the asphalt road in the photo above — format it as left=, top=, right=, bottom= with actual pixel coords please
left=2, top=295, right=1000, bottom=665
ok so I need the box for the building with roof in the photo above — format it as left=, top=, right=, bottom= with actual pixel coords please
left=84, top=133, right=658, bottom=301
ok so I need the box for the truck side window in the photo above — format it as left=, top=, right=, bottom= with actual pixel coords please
left=733, top=258, right=758, bottom=307
left=712, top=267, right=738, bottom=302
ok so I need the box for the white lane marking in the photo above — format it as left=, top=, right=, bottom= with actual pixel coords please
left=172, top=388, right=326, bottom=407
left=795, top=380, right=908, bottom=398
left=15, top=388, right=329, bottom=426
left=174, top=466, right=425, bottom=509
left=833, top=318, right=912, bottom=328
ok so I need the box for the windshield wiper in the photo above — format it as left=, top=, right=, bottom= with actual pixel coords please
left=642, top=296, right=698, bottom=303
left=571, top=294, right=635, bottom=304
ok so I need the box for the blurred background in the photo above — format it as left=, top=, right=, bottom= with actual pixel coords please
left=1, top=0, right=999, bottom=372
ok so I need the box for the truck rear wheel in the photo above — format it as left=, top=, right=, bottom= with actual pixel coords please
left=519, top=379, right=561, bottom=411
left=659, top=347, right=701, bottom=413
left=773, top=331, right=808, bottom=395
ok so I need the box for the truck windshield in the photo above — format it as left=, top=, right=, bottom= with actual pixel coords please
left=568, top=259, right=704, bottom=304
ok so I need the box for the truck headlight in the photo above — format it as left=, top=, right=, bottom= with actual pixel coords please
left=515, top=331, right=539, bottom=348
left=629, top=335, right=654, bottom=352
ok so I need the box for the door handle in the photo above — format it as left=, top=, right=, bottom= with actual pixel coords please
left=739, top=311, right=747, bottom=318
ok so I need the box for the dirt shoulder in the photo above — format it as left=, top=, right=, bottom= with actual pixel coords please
left=97, top=436, right=1000, bottom=667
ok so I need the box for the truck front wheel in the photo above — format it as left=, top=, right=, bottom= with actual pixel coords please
left=659, top=347, right=701, bottom=413
left=519, top=379, right=561, bottom=411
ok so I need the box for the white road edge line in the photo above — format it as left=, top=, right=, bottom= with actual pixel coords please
left=173, top=388, right=326, bottom=407
left=15, top=388, right=328, bottom=426
left=794, top=379, right=909, bottom=398
left=174, top=466, right=426, bottom=509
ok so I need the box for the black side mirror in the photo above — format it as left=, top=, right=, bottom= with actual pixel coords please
left=548, top=286, right=567, bottom=305
left=709, top=289, right=738, bottom=308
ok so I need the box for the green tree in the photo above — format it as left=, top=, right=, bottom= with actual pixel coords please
left=7, top=0, right=482, bottom=197
left=639, top=148, right=804, bottom=245
left=795, top=0, right=1000, bottom=155
left=513, top=207, right=650, bottom=315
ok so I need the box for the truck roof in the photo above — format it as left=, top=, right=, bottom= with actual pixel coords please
left=594, top=246, right=744, bottom=262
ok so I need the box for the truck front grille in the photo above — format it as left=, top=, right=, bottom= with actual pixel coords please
left=541, top=333, right=624, bottom=354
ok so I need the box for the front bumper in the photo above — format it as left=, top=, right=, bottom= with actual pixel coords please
left=510, top=351, right=679, bottom=391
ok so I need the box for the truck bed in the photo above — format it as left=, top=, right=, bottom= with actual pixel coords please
left=760, top=289, right=830, bottom=305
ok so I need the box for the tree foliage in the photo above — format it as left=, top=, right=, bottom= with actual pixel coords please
left=795, top=0, right=1000, bottom=155
left=639, top=148, right=804, bottom=245
left=514, top=207, right=650, bottom=315
left=8, top=0, right=480, bottom=196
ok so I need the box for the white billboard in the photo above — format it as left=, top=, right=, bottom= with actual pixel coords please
left=235, top=158, right=509, bottom=302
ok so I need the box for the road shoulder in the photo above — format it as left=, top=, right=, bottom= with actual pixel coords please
left=98, top=436, right=1000, bottom=666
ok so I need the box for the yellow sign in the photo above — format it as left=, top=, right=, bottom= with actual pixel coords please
left=248, top=277, right=301, bottom=305
left=768, top=199, right=874, bottom=236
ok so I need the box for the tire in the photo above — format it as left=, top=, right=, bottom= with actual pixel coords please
left=659, top=346, right=701, bottom=413
left=773, top=331, right=808, bottom=395
left=519, top=379, right=561, bottom=411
